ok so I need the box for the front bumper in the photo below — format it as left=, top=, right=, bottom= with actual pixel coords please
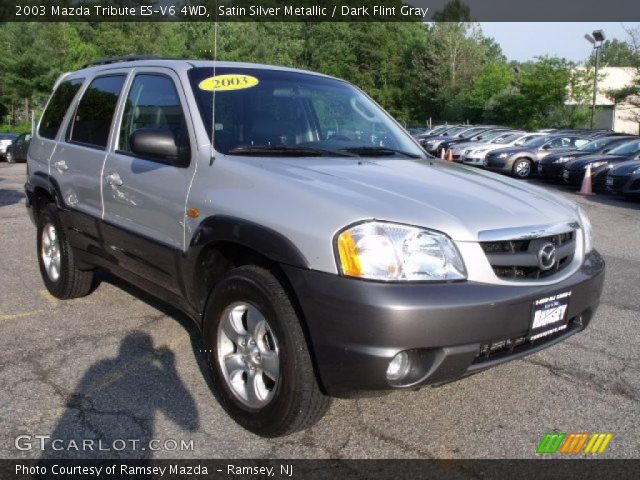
left=485, top=156, right=513, bottom=173
left=607, top=174, right=640, bottom=197
left=562, top=169, right=584, bottom=186
left=539, top=162, right=566, bottom=180
left=462, top=155, right=485, bottom=166
left=283, top=250, right=605, bottom=397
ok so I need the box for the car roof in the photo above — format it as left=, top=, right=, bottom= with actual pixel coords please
left=60, top=58, right=338, bottom=86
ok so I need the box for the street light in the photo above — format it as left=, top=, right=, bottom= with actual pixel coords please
left=585, top=29, right=606, bottom=129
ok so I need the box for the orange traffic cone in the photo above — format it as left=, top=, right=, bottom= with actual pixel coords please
left=446, top=149, right=453, bottom=161
left=578, top=164, right=595, bottom=196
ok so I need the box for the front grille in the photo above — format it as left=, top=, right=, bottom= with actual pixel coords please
left=472, top=316, right=582, bottom=365
left=481, top=231, right=576, bottom=280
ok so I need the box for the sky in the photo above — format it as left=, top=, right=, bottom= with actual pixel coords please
left=479, top=23, right=640, bottom=63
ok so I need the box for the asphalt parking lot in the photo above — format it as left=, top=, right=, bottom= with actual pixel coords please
left=0, top=161, right=638, bottom=459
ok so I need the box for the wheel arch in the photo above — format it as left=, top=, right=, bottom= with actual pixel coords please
left=184, top=215, right=309, bottom=318
left=185, top=218, right=325, bottom=392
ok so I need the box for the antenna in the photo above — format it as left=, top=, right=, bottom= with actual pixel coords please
left=210, top=14, right=218, bottom=165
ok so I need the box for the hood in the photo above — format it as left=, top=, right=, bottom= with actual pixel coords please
left=565, top=154, right=628, bottom=170
left=240, top=157, right=579, bottom=242
left=609, top=159, right=640, bottom=175
left=486, top=146, right=534, bottom=157
left=540, top=149, right=589, bottom=163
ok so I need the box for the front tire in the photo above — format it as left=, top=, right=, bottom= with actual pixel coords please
left=37, top=204, right=94, bottom=299
left=512, top=158, right=533, bottom=179
left=203, top=265, right=330, bottom=437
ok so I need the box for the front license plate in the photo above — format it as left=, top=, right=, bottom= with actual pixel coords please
left=529, top=292, right=571, bottom=340
left=606, top=177, right=614, bottom=186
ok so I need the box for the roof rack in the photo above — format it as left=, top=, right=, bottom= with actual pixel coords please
left=81, top=55, right=180, bottom=69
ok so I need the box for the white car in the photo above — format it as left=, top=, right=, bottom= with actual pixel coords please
left=0, top=133, right=18, bottom=160
left=450, top=130, right=517, bottom=159
left=463, top=132, right=545, bottom=166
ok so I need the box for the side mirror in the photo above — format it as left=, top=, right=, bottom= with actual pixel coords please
left=130, top=128, right=190, bottom=167
left=541, top=144, right=551, bottom=150
left=602, top=148, right=610, bottom=153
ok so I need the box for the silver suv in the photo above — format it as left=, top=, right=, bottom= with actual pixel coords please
left=25, top=57, right=605, bottom=437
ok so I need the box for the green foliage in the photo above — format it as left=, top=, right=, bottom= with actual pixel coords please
left=588, top=39, right=640, bottom=67
left=0, top=18, right=604, bottom=132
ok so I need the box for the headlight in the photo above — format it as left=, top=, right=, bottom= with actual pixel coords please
left=336, top=221, right=466, bottom=281
left=497, top=153, right=509, bottom=158
left=554, top=156, right=574, bottom=163
left=578, top=207, right=593, bottom=253
left=588, top=161, right=607, bottom=169
left=633, top=166, right=640, bottom=174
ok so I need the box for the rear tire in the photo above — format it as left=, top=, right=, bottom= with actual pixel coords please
left=37, top=204, right=94, bottom=299
left=203, top=265, right=330, bottom=437
left=512, top=158, right=532, bottom=179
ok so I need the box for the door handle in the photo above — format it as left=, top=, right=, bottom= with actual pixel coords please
left=106, top=172, right=123, bottom=187
left=53, top=160, right=68, bottom=172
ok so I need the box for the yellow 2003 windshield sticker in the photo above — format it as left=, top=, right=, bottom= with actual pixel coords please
left=198, top=74, right=259, bottom=91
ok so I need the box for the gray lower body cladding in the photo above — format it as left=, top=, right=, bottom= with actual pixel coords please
left=283, top=250, right=605, bottom=398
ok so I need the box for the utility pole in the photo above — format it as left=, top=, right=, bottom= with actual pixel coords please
left=585, top=30, right=606, bottom=130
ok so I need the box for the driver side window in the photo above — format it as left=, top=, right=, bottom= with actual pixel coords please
left=118, top=74, right=188, bottom=157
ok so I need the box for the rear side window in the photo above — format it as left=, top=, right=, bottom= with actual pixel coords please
left=68, top=75, right=126, bottom=149
left=38, top=78, right=84, bottom=140
left=118, top=74, right=188, bottom=154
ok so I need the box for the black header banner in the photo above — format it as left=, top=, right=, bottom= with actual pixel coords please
left=2, top=459, right=640, bottom=480
left=1, top=0, right=640, bottom=22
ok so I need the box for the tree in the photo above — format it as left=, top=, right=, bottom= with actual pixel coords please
left=588, top=39, right=639, bottom=67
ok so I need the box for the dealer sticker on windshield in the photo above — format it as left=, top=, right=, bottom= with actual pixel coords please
left=529, top=291, right=571, bottom=341
left=198, top=74, right=259, bottom=92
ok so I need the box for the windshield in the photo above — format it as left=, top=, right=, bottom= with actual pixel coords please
left=579, top=137, right=626, bottom=152
left=458, top=127, right=487, bottom=139
left=188, top=67, right=424, bottom=158
left=493, top=132, right=521, bottom=144
left=476, top=130, right=508, bottom=142
left=441, top=126, right=466, bottom=136
left=524, top=135, right=553, bottom=148
left=609, top=139, right=640, bottom=156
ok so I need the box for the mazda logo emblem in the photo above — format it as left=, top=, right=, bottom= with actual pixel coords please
left=538, top=242, right=557, bottom=271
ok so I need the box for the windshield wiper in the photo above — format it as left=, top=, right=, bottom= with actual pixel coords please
left=339, top=146, right=422, bottom=158
left=227, top=145, right=356, bottom=157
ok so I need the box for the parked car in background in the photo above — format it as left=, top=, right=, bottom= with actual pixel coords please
left=4, top=133, right=32, bottom=163
left=461, top=132, right=543, bottom=166
left=418, top=125, right=473, bottom=153
left=449, top=129, right=521, bottom=163
left=539, top=135, right=637, bottom=181
left=485, top=134, right=589, bottom=179
left=439, top=126, right=510, bottom=159
left=415, top=124, right=461, bottom=143
left=0, top=133, right=18, bottom=161
left=562, top=138, right=640, bottom=192
left=407, top=126, right=429, bottom=136
left=606, top=159, right=640, bottom=198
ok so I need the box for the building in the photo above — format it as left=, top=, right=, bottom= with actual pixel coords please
left=590, top=67, right=639, bottom=135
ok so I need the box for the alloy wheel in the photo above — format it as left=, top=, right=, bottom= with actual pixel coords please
left=41, top=223, right=61, bottom=281
left=217, top=302, right=280, bottom=408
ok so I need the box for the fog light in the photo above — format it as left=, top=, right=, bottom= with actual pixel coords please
left=386, top=351, right=410, bottom=382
